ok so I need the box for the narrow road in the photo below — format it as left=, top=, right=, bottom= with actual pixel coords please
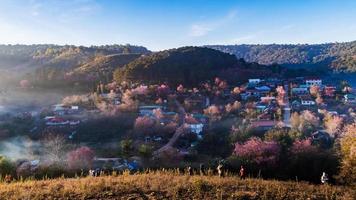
left=283, top=84, right=291, bottom=127
left=154, top=98, right=187, bottom=156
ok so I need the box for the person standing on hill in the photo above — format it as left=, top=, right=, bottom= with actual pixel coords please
left=239, top=166, right=245, bottom=179
left=187, top=166, right=193, bottom=176
left=217, top=163, right=224, bottom=177
left=321, top=172, right=328, bottom=184
left=4, top=174, right=12, bottom=183
left=199, top=163, right=205, bottom=176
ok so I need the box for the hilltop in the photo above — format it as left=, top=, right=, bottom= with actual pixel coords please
left=113, top=46, right=280, bottom=86
left=207, top=41, right=356, bottom=72
left=0, top=171, right=354, bottom=200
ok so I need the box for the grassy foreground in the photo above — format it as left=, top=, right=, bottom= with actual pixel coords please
left=0, top=171, right=354, bottom=200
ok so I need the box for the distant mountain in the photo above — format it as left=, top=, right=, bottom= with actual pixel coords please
left=206, top=41, right=356, bottom=72
left=113, top=46, right=280, bottom=86
left=0, top=44, right=150, bottom=86
left=0, top=44, right=149, bottom=69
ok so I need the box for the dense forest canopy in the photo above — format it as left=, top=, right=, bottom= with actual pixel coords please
left=207, top=41, right=356, bottom=72
left=113, top=47, right=240, bottom=86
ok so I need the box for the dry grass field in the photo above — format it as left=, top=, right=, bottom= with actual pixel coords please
left=0, top=170, right=354, bottom=200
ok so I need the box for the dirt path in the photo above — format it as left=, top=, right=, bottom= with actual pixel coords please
left=283, top=84, right=291, bottom=127
left=154, top=99, right=186, bottom=156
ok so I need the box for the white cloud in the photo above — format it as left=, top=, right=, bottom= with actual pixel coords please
left=231, top=35, right=256, bottom=44
left=226, top=24, right=296, bottom=45
left=190, top=24, right=213, bottom=37
left=189, top=9, right=238, bottom=37
left=29, top=0, right=42, bottom=17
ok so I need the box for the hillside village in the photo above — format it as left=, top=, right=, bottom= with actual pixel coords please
left=3, top=74, right=352, bottom=180
left=1, top=1, right=356, bottom=199
left=43, top=76, right=355, bottom=133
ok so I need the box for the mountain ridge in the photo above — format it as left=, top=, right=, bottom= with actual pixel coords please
left=206, top=40, right=356, bottom=72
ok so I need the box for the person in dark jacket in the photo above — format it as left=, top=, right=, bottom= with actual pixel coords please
left=199, top=163, right=205, bottom=176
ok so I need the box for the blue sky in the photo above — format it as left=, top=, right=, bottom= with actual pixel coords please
left=0, top=0, right=355, bottom=50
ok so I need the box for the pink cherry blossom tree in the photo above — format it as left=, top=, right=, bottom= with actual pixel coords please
left=225, top=101, right=242, bottom=114
left=233, top=137, right=280, bottom=166
left=156, top=84, right=170, bottom=97
left=203, top=105, right=222, bottom=121
left=118, top=89, right=138, bottom=112
left=67, top=146, right=95, bottom=170
left=309, top=85, right=320, bottom=97
left=232, top=87, right=241, bottom=95
left=131, top=85, right=149, bottom=96
left=290, top=138, right=317, bottom=154
left=134, top=116, right=156, bottom=136
left=152, top=108, right=164, bottom=120
left=276, top=86, right=286, bottom=106
left=176, top=84, right=185, bottom=93
left=20, top=79, right=31, bottom=89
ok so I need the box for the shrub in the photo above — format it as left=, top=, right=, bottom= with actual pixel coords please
left=138, top=144, right=153, bottom=160
left=0, top=156, right=15, bottom=176
left=67, top=147, right=95, bottom=170
left=120, top=139, right=134, bottom=158
left=134, top=116, right=157, bottom=136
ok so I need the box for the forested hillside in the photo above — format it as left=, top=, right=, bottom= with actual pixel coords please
left=0, top=44, right=149, bottom=69
left=207, top=41, right=356, bottom=72
left=113, top=46, right=286, bottom=86
left=114, top=47, right=240, bottom=86
left=0, top=44, right=150, bottom=87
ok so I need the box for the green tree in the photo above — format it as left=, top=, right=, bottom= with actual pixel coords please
left=138, top=144, right=153, bottom=160
left=0, top=156, right=15, bottom=176
left=120, top=139, right=133, bottom=158
left=265, top=128, right=293, bottom=150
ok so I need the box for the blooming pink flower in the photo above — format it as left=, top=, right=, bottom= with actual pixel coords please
left=233, top=137, right=280, bottom=166
left=290, top=138, right=317, bottom=154
left=67, top=146, right=95, bottom=169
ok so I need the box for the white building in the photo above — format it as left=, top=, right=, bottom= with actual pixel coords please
left=248, top=79, right=261, bottom=84
left=139, top=105, right=163, bottom=116
left=291, top=87, right=309, bottom=94
left=344, top=94, right=356, bottom=103
left=301, top=98, right=316, bottom=106
left=260, top=96, right=276, bottom=102
left=305, top=78, right=322, bottom=87
left=186, top=123, right=204, bottom=139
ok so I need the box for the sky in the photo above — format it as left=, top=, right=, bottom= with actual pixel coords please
left=0, top=0, right=355, bottom=51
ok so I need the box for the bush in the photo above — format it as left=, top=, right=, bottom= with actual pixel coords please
left=67, top=147, right=95, bottom=170
left=138, top=144, right=153, bottom=160
left=0, top=156, right=15, bottom=176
